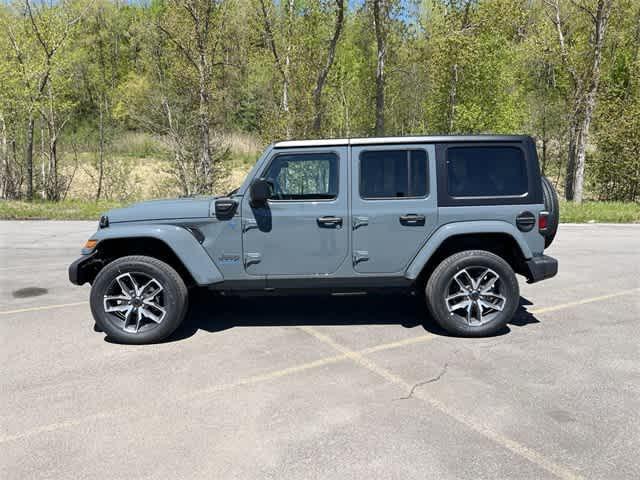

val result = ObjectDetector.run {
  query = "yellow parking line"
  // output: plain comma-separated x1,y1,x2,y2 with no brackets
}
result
529,288,640,315
0,334,434,444
0,301,88,316
299,325,582,480
359,334,435,354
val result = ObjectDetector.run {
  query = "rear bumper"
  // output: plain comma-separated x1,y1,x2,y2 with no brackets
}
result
524,254,558,284
68,251,99,286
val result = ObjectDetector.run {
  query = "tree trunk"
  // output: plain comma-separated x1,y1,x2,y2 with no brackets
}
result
565,118,578,199
312,0,345,134
258,0,292,137
198,65,212,191
0,113,9,198
447,63,458,133
559,0,612,203
48,133,58,201
373,0,386,136
541,106,547,174
282,55,290,137
25,116,35,200
96,99,105,201
40,121,46,199
283,0,294,138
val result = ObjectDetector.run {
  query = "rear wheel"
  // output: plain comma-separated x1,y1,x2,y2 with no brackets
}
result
425,250,520,337
90,255,188,344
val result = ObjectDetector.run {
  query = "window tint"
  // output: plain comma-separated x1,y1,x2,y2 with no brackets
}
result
447,146,527,197
360,149,428,199
264,153,338,200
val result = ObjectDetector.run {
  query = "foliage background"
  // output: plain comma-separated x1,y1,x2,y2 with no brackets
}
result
0,0,638,205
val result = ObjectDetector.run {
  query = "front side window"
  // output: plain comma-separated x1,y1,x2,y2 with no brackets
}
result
447,146,527,197
263,153,338,200
360,149,428,199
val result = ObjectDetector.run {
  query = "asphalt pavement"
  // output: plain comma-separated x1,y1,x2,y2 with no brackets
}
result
1,221,639,479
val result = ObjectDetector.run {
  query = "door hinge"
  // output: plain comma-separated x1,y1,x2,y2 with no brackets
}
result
353,250,369,265
244,252,262,267
243,218,258,232
352,216,369,230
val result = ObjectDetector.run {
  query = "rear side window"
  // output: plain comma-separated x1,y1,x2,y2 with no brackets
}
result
264,153,338,200
447,146,528,197
360,149,428,199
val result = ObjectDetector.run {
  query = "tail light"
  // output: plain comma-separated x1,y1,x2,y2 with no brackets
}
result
539,211,549,232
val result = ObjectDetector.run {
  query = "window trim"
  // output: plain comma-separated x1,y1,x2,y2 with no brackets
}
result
436,141,543,207
358,147,429,201
260,150,340,203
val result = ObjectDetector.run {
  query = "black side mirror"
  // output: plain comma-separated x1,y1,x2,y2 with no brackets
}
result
214,198,238,220
250,178,273,206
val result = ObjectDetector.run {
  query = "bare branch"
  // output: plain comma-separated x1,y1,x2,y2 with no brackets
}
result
312,0,345,132
155,21,199,70
24,0,52,58
544,0,580,86
258,0,285,78
569,0,597,23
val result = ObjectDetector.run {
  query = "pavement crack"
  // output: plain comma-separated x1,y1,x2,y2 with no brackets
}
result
397,363,448,400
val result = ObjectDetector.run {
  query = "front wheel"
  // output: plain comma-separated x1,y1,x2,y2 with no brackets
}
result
425,250,520,337
90,255,188,344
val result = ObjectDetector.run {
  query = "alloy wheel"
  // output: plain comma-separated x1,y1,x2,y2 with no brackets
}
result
445,267,506,326
103,272,167,333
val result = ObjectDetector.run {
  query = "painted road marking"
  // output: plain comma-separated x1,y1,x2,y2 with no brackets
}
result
299,325,582,480
528,288,640,315
0,262,67,272
0,286,634,459
0,335,433,444
0,301,88,316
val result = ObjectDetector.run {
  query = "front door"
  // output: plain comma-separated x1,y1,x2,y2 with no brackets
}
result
242,147,349,277
351,144,437,273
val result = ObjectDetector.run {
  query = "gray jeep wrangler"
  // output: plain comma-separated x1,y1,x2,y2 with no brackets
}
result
69,135,559,344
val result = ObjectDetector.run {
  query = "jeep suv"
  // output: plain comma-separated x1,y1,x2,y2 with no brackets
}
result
69,135,559,344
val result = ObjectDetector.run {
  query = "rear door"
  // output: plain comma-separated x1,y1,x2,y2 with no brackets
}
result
351,144,437,273
241,147,349,277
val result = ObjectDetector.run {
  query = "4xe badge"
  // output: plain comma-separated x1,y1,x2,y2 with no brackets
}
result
218,254,240,264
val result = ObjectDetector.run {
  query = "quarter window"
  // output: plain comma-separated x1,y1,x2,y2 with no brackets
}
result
447,146,527,197
263,153,338,200
360,149,428,199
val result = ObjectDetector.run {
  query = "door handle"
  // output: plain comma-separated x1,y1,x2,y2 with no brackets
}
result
317,216,343,227
399,214,426,225
244,252,262,267
352,216,369,229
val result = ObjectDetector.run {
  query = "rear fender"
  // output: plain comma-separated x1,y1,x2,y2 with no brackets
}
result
405,221,533,280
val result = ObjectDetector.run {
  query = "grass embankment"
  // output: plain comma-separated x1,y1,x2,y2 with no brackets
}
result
558,201,640,223
0,200,125,220
1,199,639,222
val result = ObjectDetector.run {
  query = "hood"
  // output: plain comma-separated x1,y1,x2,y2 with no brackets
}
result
105,197,216,223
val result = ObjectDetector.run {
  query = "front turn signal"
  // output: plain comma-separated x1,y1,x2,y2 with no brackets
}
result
84,239,98,250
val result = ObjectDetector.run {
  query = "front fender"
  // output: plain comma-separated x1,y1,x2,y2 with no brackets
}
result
405,221,533,280
87,224,223,285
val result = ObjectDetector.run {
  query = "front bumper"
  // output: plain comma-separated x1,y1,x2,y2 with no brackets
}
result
68,251,99,285
524,254,558,284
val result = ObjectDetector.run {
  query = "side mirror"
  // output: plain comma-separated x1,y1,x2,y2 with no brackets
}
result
214,198,238,220
250,178,273,206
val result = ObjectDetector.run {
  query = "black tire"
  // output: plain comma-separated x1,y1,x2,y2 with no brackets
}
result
541,176,559,248
425,250,520,337
90,255,188,344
